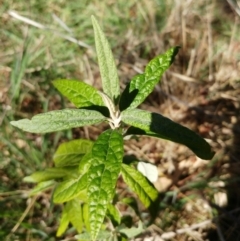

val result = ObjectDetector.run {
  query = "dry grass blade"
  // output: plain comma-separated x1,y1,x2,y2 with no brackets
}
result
11,195,38,233
8,10,91,49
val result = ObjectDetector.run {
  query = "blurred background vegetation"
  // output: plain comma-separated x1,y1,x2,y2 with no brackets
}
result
0,0,240,240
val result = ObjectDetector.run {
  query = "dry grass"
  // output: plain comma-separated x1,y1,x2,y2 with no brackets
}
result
1,0,240,240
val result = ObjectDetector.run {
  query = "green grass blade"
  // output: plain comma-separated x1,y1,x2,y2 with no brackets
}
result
122,109,215,160
87,129,123,240
121,164,158,207
10,109,106,133
91,16,120,103
10,38,31,103
53,79,104,108
53,139,93,167
120,47,180,110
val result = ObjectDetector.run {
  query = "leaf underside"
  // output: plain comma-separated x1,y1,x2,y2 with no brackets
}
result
10,109,106,133
122,108,214,160
120,46,180,110
87,129,123,240
92,16,120,103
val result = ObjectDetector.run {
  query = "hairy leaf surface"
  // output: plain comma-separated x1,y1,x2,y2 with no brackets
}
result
92,16,120,102
54,139,93,167
87,129,123,240
120,47,180,110
121,164,158,207
10,109,106,133
122,109,214,160
53,79,104,107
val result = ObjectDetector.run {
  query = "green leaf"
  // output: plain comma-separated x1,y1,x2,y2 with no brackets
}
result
10,109,106,133
79,151,94,174
91,16,120,102
75,230,112,241
56,200,84,236
87,129,123,240
118,220,143,238
53,79,104,108
121,197,140,216
122,109,215,160
28,180,55,196
121,163,158,207
120,47,180,110
82,203,91,232
57,204,70,237
53,173,88,203
67,199,83,233
54,139,93,167
107,204,121,226
23,167,77,183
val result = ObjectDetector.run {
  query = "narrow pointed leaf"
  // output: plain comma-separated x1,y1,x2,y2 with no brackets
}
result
122,109,214,160
82,204,91,232
10,109,106,133
53,79,104,108
121,164,158,207
56,201,84,237
107,204,121,225
92,16,120,102
53,173,88,203
53,139,93,167
57,204,70,237
87,129,123,240
23,167,78,183
67,199,83,233
28,180,55,196
120,47,180,110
